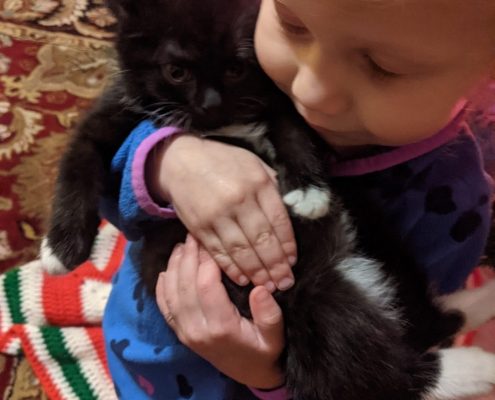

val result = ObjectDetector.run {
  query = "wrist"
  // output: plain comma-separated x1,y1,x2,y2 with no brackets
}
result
145,135,179,206
129,125,181,219
146,134,206,206
242,363,284,390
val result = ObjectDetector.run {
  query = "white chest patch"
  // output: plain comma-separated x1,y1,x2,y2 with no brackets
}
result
336,256,399,322
203,123,275,160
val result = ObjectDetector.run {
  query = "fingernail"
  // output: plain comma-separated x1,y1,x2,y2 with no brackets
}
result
278,277,294,291
264,281,276,292
257,288,270,302
288,256,297,266
238,275,249,286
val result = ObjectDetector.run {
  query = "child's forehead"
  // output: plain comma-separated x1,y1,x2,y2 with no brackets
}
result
287,0,493,22
285,0,495,53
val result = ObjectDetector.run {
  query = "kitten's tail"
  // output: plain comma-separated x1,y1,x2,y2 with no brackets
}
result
281,276,495,400
280,271,410,400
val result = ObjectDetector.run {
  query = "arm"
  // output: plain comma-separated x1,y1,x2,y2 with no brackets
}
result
100,120,181,240
155,235,292,399
404,132,493,294
338,131,494,294
46,84,143,270
106,122,298,289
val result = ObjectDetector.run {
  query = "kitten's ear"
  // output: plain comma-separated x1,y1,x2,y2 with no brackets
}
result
105,0,137,20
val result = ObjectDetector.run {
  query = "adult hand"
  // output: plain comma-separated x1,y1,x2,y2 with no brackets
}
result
148,134,297,291
155,234,285,389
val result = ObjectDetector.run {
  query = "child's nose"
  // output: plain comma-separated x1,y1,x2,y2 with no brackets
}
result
291,65,351,116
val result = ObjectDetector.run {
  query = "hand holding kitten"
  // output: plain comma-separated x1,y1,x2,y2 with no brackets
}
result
155,235,285,389
147,134,297,291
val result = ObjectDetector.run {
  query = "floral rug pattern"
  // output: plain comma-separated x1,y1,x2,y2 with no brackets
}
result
0,0,117,39
0,1,115,397
0,7,116,273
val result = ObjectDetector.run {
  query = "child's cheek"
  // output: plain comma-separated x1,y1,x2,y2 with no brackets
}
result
254,5,297,94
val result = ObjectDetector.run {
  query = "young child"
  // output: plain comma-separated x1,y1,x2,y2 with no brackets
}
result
102,0,495,398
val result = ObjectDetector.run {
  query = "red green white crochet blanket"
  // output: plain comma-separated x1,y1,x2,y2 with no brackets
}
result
0,222,493,400
0,223,125,400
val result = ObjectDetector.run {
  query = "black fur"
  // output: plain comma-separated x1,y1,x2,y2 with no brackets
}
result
47,0,471,399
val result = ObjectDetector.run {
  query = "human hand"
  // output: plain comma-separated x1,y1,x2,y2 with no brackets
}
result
148,134,296,291
155,235,285,389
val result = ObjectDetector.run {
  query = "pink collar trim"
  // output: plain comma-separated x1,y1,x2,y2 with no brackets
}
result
330,112,464,177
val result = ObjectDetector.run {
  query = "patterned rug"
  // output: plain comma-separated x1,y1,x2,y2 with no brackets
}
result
0,0,116,274
0,1,116,397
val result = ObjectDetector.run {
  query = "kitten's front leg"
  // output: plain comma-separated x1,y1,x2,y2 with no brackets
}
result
269,109,332,220
43,137,104,273
43,90,141,273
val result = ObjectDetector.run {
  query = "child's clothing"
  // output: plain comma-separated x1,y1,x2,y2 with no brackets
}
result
102,105,494,399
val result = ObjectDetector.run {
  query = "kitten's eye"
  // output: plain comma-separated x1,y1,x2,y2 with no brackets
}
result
225,62,247,82
162,64,193,84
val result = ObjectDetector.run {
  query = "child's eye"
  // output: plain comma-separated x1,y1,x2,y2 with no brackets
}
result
274,1,309,37
278,18,309,36
365,55,400,81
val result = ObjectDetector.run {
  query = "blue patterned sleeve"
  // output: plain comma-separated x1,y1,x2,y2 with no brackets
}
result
99,120,182,240
372,132,493,293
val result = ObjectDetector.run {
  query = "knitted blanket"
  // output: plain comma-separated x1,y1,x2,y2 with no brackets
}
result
0,222,493,400
0,223,125,400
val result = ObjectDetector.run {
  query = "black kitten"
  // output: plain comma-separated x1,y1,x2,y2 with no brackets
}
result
43,0,495,399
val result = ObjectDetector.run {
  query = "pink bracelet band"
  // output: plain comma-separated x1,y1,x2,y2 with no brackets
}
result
248,386,290,400
131,127,182,218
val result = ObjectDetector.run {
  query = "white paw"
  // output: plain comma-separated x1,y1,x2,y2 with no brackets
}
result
425,347,495,400
40,238,69,275
283,187,331,219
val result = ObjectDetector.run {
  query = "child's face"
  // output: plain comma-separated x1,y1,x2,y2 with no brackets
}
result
255,0,495,148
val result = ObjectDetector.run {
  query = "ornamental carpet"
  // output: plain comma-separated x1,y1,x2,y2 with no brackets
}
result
0,1,115,397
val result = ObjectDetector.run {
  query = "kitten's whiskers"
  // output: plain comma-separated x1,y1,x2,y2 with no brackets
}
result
239,96,266,108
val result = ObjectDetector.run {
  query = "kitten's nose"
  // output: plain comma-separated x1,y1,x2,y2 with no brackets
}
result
199,88,222,113
193,88,226,129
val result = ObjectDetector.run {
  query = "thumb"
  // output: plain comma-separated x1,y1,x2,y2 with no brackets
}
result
249,286,284,347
